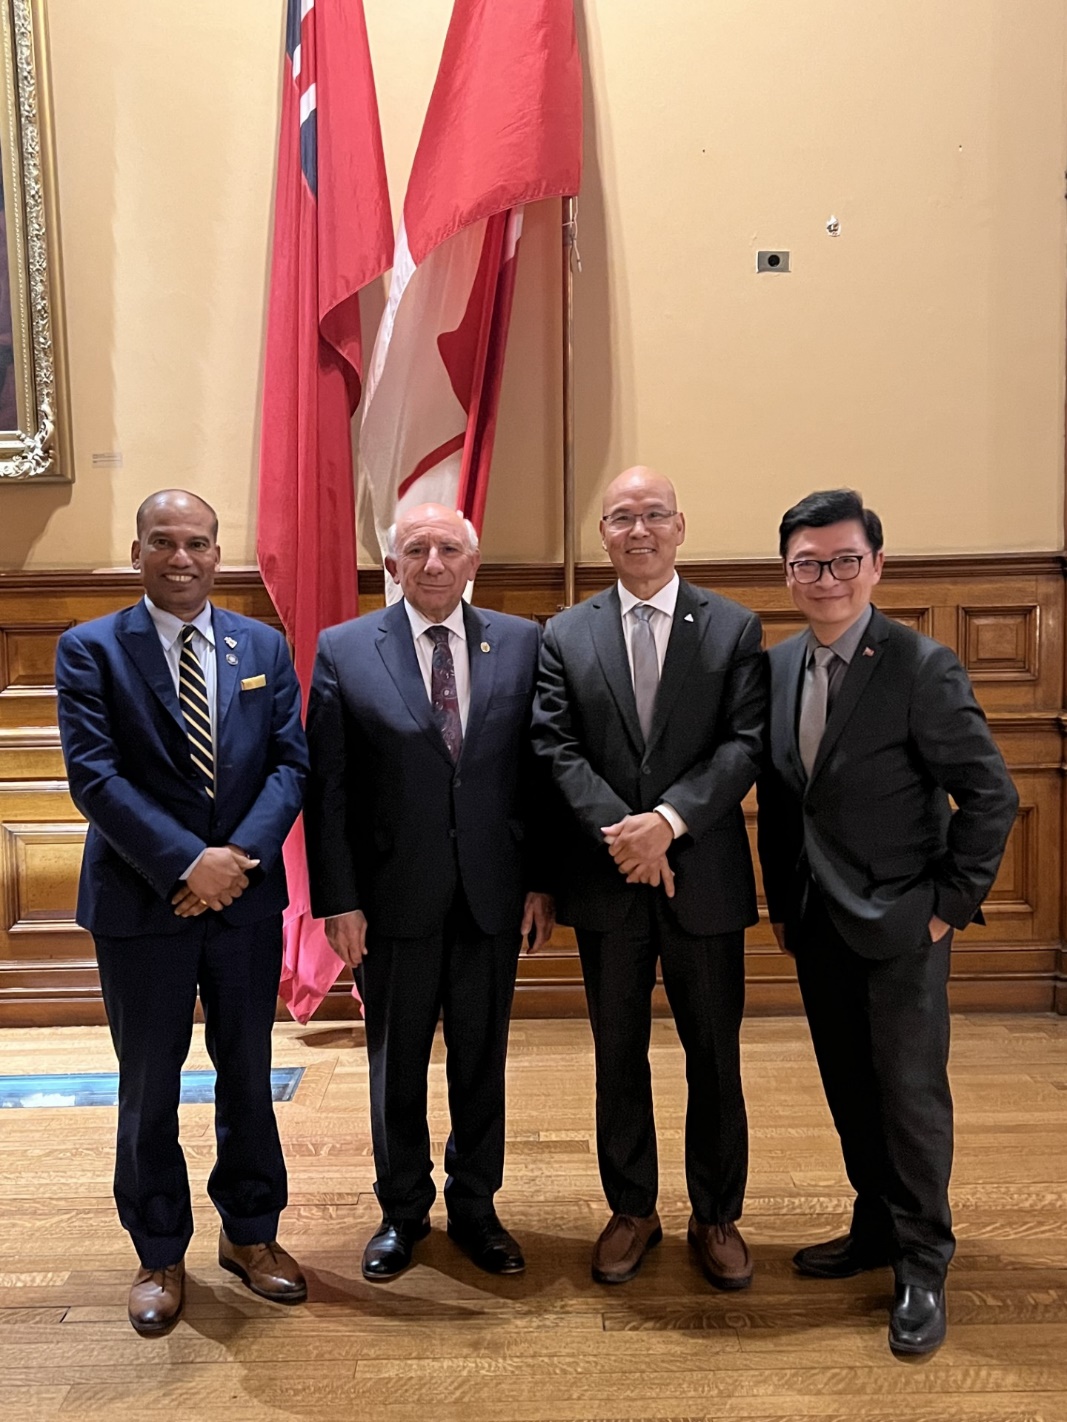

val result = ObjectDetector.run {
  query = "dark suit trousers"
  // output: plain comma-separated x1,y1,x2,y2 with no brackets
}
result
356,890,522,1223
793,888,955,1289
95,916,288,1270
576,891,748,1224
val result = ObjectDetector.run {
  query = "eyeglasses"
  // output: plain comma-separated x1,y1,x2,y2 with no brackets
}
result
602,509,678,532
788,553,868,584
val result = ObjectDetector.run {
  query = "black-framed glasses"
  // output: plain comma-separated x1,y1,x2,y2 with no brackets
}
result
602,508,678,531
788,553,868,584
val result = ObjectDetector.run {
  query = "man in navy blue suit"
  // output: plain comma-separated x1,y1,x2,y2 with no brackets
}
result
55,490,309,1336
304,503,554,1281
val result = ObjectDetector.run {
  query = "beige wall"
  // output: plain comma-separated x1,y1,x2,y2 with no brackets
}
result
3,0,1065,570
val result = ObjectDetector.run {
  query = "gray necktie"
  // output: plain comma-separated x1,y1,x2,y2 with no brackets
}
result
798,645,835,778
631,603,659,740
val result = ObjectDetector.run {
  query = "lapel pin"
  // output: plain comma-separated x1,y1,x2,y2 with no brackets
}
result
684,613,694,623
480,641,491,653
224,635,237,649
225,652,239,665
863,646,875,657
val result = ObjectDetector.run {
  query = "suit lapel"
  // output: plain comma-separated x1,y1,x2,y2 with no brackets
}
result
590,586,644,756
375,601,455,767
212,607,239,734
461,603,497,761
809,607,890,784
774,633,808,791
644,580,703,758
115,599,185,736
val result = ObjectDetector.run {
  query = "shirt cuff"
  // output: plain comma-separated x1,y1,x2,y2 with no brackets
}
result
654,803,688,839
180,849,207,882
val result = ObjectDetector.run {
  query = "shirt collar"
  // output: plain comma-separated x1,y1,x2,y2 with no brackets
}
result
806,603,873,664
144,595,215,649
404,598,468,643
617,571,680,620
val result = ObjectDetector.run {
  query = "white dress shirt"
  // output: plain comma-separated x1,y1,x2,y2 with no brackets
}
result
144,595,218,878
404,598,471,732
615,573,688,839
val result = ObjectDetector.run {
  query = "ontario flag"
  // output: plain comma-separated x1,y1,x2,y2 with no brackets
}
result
359,0,583,591
257,0,392,1022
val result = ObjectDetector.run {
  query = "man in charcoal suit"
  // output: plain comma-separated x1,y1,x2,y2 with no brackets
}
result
532,466,766,1290
757,488,1018,1356
304,503,554,1280
55,490,308,1336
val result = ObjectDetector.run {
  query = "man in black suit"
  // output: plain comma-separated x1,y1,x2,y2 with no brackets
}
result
757,488,1018,1357
304,503,553,1280
532,467,765,1289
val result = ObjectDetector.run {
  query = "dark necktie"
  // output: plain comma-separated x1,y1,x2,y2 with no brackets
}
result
631,603,659,741
798,644,835,778
179,625,214,798
427,625,463,762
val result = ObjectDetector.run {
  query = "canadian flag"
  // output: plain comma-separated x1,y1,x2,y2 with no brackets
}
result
359,0,583,590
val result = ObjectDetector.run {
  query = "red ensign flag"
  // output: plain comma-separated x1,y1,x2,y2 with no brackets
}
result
257,0,392,1022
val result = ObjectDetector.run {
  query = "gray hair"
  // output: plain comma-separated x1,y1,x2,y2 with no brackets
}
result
385,514,480,557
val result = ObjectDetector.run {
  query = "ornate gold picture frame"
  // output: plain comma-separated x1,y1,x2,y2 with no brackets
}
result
0,0,70,482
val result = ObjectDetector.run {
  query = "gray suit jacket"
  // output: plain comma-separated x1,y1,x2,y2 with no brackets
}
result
757,606,1019,959
532,579,765,936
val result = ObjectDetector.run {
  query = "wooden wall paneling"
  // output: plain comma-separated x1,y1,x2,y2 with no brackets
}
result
0,554,1064,1024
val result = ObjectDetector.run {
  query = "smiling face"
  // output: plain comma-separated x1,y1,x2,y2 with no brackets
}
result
600,467,686,598
386,504,481,623
784,518,884,642
132,492,220,621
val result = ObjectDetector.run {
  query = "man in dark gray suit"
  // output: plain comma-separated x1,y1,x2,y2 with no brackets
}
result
533,467,765,1290
757,488,1018,1358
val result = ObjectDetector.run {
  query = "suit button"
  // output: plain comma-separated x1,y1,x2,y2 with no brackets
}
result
448,829,457,839
642,766,651,776
454,778,462,788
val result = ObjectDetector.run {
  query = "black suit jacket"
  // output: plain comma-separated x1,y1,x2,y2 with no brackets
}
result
757,606,1019,959
304,600,549,939
531,579,765,936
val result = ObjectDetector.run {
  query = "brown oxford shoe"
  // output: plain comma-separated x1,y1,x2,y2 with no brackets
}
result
687,1216,753,1291
591,1211,663,1284
218,1230,307,1304
128,1259,185,1336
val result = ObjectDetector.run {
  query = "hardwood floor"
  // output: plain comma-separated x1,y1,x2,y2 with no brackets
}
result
0,1014,1064,1420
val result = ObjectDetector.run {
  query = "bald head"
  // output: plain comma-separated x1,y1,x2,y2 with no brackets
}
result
601,466,677,517
136,489,218,540
386,502,482,622
599,465,685,599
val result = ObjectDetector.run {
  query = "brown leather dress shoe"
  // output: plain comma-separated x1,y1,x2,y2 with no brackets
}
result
128,1260,185,1336
218,1230,307,1304
591,1211,663,1284
687,1216,753,1291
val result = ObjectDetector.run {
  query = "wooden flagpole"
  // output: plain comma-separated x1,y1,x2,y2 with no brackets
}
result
561,195,578,608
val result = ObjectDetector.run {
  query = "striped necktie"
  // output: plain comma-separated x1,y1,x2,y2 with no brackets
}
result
179,625,214,798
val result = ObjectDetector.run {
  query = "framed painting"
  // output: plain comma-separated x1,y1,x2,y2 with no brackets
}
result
0,0,70,483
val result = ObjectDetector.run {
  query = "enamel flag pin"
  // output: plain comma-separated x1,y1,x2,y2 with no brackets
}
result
863,647,875,657
480,642,491,653
684,613,694,622
224,636,237,649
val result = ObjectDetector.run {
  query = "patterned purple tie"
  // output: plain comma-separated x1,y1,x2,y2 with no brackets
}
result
427,625,463,762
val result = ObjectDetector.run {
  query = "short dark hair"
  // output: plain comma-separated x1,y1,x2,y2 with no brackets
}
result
778,488,883,559
136,489,219,540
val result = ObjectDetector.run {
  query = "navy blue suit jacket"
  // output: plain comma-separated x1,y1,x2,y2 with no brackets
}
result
304,600,548,939
55,599,308,938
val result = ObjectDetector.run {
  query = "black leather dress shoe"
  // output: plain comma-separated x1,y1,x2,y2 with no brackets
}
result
361,1216,431,1281
889,1285,946,1357
447,1212,525,1275
793,1234,891,1279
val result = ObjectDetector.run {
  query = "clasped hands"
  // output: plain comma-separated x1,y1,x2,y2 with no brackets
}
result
171,845,260,917
601,811,675,898
325,891,556,971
